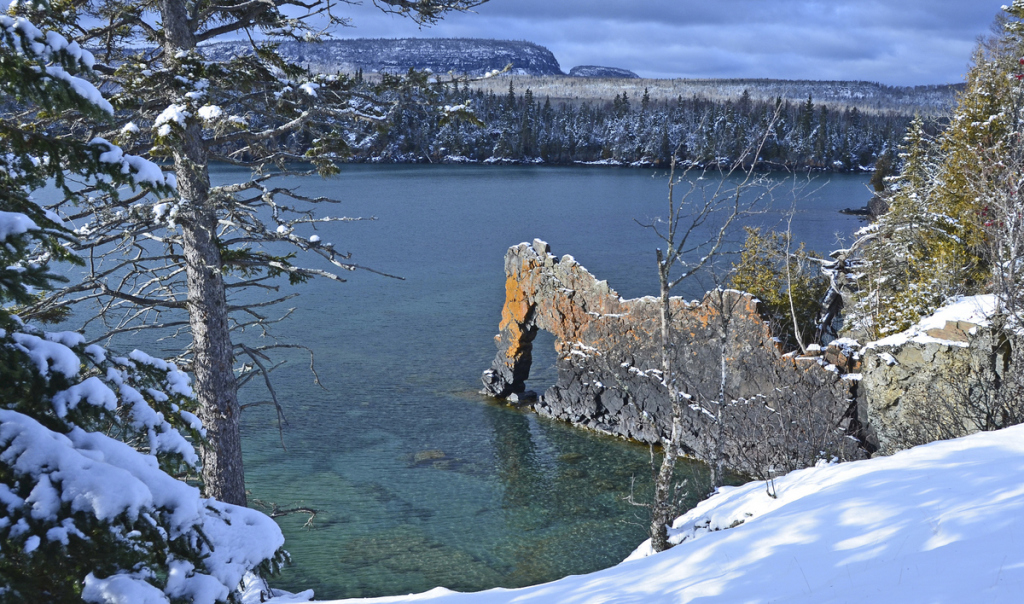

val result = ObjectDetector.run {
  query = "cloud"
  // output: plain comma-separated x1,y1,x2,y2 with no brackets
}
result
328,0,1007,85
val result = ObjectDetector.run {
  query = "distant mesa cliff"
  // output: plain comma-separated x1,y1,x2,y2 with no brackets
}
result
199,38,564,76
569,65,639,79
196,37,960,113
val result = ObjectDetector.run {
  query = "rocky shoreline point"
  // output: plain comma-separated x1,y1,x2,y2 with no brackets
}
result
482,240,1003,472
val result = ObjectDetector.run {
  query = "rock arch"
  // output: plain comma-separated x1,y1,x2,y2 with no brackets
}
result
481,239,866,473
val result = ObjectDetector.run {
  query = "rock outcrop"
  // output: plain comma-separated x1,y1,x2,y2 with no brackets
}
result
867,194,890,218
482,242,1012,471
859,313,1008,454
481,240,865,476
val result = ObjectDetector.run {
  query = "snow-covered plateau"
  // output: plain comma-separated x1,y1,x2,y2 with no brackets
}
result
252,419,1024,603
199,38,564,77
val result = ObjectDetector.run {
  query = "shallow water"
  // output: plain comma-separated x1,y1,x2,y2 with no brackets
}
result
46,164,868,599
220,165,869,599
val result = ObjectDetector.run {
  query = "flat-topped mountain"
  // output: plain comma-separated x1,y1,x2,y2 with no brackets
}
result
192,37,959,114
199,38,564,76
569,65,640,79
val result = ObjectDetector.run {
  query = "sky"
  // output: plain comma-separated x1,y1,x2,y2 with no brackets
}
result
330,0,1010,86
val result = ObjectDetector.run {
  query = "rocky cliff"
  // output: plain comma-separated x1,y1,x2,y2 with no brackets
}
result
481,240,865,476
481,241,1008,474
199,38,564,76
857,298,1008,454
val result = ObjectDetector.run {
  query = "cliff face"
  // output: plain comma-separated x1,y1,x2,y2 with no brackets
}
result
568,65,640,79
482,242,1012,474
482,240,865,475
200,38,564,76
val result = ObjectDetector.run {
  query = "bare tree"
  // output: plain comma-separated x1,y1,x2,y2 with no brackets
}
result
637,107,780,552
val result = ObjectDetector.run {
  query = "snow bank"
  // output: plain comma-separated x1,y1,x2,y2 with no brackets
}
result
914,294,999,331
321,423,1024,603
868,294,999,349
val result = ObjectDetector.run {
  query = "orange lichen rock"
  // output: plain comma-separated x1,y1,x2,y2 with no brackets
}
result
481,240,868,473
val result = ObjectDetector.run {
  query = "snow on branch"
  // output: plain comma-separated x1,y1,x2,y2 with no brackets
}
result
0,15,111,114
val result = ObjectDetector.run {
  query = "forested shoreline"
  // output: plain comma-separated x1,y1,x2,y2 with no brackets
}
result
0,69,937,173
347,79,928,171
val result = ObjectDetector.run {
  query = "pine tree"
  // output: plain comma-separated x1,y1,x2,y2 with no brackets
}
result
0,11,284,603
15,0,487,505
799,94,815,138
814,105,829,164
506,77,516,111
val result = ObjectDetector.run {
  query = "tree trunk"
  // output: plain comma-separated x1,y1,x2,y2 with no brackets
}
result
709,289,731,491
162,0,246,506
180,196,247,506
650,446,676,552
650,256,679,552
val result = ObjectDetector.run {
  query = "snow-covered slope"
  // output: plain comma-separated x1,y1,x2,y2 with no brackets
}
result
301,424,1024,603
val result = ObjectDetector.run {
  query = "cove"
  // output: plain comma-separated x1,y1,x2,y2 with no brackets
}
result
218,164,870,599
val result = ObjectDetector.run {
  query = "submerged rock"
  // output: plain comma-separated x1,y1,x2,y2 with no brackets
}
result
413,450,447,464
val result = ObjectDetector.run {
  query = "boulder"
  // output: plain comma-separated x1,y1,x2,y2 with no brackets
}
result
859,319,1008,454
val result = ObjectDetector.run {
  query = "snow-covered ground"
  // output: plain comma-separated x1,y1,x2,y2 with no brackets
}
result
272,422,1024,603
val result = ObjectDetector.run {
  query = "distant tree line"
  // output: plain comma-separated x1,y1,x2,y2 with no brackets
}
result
353,79,919,170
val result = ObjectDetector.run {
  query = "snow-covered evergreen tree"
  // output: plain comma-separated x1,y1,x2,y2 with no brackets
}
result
12,0,486,506
850,117,959,337
846,4,1024,337
0,12,285,603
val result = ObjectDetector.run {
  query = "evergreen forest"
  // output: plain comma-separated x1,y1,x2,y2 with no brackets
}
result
358,79,922,171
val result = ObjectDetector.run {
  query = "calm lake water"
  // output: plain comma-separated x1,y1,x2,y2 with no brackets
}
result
47,164,864,599
216,164,870,599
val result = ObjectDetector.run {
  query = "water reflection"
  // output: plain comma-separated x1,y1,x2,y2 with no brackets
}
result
489,405,545,510
483,403,661,587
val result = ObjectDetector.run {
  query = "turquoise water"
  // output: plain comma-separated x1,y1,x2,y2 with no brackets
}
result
221,165,870,599
39,164,865,598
